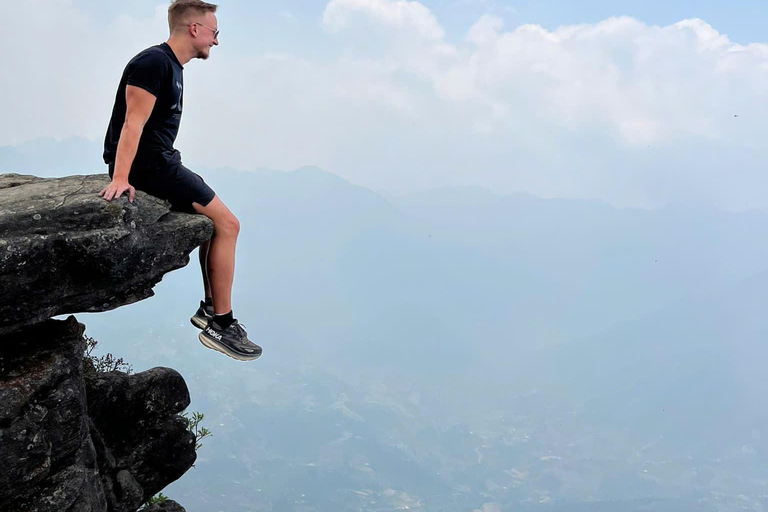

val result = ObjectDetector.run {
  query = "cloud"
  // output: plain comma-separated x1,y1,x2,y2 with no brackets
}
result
466,14,505,45
323,0,445,41
321,5,768,150
313,2,768,208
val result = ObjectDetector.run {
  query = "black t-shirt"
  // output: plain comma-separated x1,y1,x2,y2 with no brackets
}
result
103,43,184,171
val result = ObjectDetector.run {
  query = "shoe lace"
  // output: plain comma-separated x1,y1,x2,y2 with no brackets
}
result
230,320,248,340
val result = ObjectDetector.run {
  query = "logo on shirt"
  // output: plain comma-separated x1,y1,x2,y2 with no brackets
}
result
171,81,183,114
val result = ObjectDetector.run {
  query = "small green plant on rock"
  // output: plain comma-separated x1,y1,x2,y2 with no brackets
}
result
83,335,133,374
138,492,168,510
181,411,212,450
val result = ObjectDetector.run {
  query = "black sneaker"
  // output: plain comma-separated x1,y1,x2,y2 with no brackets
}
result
199,319,262,361
190,301,214,330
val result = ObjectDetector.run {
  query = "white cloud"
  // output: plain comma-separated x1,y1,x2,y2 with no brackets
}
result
323,0,445,41
318,2,768,155
466,14,504,46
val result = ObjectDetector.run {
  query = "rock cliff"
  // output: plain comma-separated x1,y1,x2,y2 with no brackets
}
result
0,173,211,336
0,174,214,512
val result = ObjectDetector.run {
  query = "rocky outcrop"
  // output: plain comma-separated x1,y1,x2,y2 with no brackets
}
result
85,358,196,509
0,317,195,511
0,173,213,336
0,174,214,511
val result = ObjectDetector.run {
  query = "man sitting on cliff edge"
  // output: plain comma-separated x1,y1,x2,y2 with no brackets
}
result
99,0,261,361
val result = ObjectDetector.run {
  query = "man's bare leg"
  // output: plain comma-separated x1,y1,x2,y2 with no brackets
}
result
192,196,261,360
192,196,239,315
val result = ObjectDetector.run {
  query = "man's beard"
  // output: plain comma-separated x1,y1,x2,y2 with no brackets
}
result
196,48,210,60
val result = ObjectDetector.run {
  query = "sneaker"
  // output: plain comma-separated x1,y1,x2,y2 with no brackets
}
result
199,319,262,361
190,301,214,329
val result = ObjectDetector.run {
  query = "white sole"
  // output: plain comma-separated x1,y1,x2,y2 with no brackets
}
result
190,315,209,329
198,332,262,362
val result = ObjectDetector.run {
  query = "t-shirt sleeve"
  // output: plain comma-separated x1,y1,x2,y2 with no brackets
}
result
125,51,168,98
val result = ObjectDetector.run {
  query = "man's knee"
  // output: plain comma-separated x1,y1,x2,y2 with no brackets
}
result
229,214,241,236
193,197,240,238
215,212,240,237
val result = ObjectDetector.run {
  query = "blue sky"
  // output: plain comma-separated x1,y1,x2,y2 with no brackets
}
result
5,0,768,209
498,0,764,43
419,0,767,45
70,0,768,48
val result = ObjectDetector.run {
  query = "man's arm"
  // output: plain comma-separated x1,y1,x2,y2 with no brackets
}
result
99,85,157,202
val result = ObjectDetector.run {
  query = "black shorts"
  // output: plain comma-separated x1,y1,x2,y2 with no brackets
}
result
108,161,215,214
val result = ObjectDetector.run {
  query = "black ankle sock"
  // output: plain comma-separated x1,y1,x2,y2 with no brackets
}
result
213,310,234,329
204,297,213,308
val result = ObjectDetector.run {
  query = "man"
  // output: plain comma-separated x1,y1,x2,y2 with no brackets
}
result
100,0,261,361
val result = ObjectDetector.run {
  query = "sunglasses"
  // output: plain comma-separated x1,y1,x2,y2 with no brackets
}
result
189,21,219,40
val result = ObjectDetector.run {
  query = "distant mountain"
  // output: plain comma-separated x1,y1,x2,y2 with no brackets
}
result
544,268,768,457
0,137,104,176
6,137,768,511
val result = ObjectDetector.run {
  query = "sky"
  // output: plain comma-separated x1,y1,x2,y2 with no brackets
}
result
3,0,768,209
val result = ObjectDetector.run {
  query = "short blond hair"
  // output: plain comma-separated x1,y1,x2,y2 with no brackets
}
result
168,0,217,32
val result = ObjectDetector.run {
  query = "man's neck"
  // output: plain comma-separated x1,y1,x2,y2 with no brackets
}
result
166,37,193,66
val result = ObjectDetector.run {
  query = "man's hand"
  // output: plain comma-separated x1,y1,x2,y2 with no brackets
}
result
99,179,136,203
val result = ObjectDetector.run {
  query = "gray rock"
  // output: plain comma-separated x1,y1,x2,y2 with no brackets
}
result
0,317,107,512
0,174,212,511
0,317,197,512
115,470,144,511
0,173,213,336
85,363,196,507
